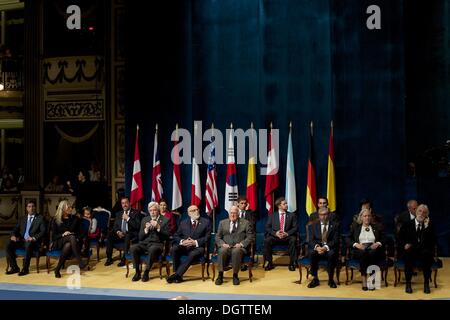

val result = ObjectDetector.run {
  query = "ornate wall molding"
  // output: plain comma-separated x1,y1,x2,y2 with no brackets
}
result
45,99,104,121
43,56,104,87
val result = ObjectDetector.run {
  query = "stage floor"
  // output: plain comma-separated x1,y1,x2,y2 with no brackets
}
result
0,250,448,300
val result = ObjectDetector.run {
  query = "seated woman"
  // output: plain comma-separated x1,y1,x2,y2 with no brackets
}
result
349,208,384,291
50,200,87,278
159,199,177,236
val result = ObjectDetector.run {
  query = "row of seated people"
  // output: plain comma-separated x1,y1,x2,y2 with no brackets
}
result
4,196,437,294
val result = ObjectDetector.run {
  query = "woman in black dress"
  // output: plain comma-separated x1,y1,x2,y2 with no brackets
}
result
51,200,87,278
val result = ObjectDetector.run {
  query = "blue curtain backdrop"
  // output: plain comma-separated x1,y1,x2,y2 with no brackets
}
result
124,0,449,254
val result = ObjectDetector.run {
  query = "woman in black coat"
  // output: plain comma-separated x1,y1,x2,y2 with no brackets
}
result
51,200,87,278
349,208,385,291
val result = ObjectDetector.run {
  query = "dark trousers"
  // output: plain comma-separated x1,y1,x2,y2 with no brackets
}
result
106,232,137,260
217,247,246,274
171,244,204,276
404,247,433,283
310,249,338,280
263,235,297,265
352,247,383,276
130,242,164,272
6,239,39,270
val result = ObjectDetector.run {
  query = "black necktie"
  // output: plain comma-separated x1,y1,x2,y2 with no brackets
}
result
417,223,423,242
232,222,237,233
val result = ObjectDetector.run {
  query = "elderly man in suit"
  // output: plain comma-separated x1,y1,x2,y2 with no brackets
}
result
166,205,211,283
105,196,143,267
398,204,436,294
5,200,47,276
264,197,298,271
307,207,340,288
129,201,170,282
215,205,254,285
395,199,418,234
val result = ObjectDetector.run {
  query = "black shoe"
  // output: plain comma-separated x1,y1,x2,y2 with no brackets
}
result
18,269,29,276
233,276,240,285
5,267,20,275
215,276,223,285
141,270,150,282
362,286,368,291
328,280,337,288
288,264,296,271
174,275,183,283
405,283,413,294
54,270,62,278
104,259,113,266
167,274,177,283
424,283,431,294
241,265,248,272
132,272,141,282
79,261,88,270
264,263,274,271
308,278,320,288
117,260,126,267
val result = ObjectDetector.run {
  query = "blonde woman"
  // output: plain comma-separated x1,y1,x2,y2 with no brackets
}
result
349,208,384,291
50,200,86,278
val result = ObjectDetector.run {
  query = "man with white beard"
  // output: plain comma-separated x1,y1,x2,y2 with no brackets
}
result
166,205,211,283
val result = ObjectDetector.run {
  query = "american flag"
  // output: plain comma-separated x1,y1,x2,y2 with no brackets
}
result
205,140,218,215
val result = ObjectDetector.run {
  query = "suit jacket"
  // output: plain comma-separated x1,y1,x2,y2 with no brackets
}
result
11,214,47,243
173,217,211,249
308,220,340,252
265,211,297,238
395,210,414,231
50,215,81,250
138,215,170,245
349,223,384,247
239,210,256,227
216,218,254,249
113,208,142,235
398,219,436,252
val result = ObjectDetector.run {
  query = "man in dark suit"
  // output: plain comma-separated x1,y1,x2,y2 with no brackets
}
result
308,197,338,223
105,196,142,266
307,207,340,288
237,196,256,228
394,199,418,234
215,205,254,285
264,197,298,271
5,200,47,276
130,201,170,282
166,205,211,283
398,204,436,294
237,195,256,271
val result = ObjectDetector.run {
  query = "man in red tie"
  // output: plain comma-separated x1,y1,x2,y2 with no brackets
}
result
263,197,298,271
166,205,211,283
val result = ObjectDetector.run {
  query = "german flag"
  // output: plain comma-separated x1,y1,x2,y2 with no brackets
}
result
305,122,317,215
327,122,336,212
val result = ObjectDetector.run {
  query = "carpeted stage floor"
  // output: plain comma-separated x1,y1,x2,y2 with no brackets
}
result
0,248,448,300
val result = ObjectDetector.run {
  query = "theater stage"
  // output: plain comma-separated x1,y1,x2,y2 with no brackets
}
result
0,252,448,300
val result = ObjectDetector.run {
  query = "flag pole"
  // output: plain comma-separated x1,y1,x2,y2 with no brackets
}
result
310,121,314,136
172,123,180,217
270,122,274,213
211,123,216,233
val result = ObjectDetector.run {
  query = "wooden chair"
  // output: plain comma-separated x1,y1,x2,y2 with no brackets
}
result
210,240,255,282
124,240,170,279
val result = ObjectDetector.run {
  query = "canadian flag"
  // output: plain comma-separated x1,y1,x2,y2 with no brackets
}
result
130,125,144,210
191,157,201,206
